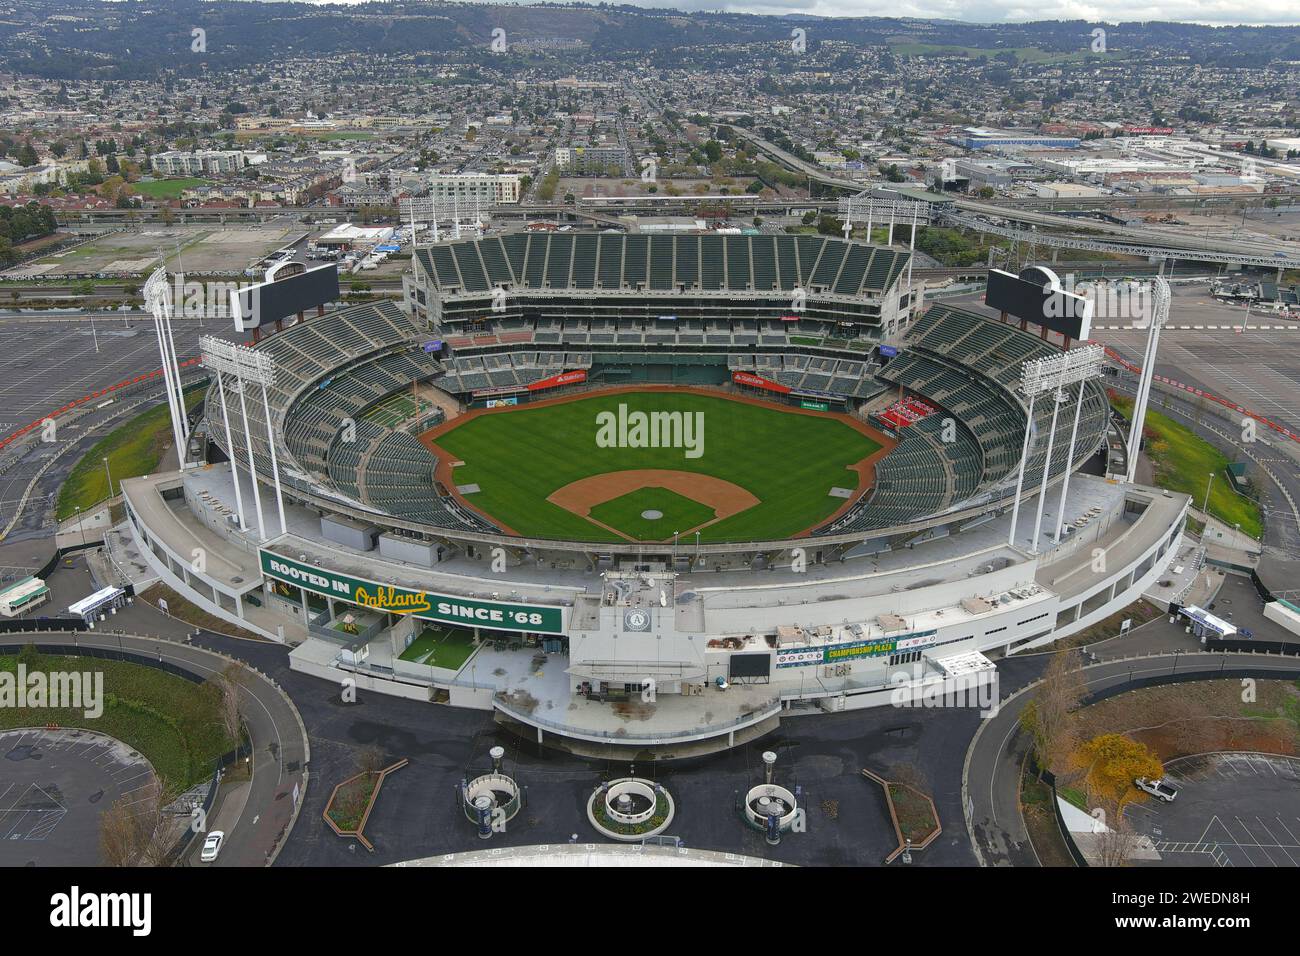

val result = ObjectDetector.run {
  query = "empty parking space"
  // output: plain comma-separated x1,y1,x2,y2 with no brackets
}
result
1131,753,1300,868
0,727,158,866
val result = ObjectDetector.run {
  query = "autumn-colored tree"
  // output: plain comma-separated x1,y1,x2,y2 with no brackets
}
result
1070,733,1163,817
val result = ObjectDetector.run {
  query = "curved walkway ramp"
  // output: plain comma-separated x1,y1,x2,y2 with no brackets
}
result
0,631,310,867
963,651,1300,867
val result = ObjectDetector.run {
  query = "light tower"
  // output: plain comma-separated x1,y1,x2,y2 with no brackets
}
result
143,266,190,469
1125,277,1170,484
200,335,287,541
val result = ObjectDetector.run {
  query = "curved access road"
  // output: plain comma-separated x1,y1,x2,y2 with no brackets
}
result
963,651,1300,867
0,631,309,867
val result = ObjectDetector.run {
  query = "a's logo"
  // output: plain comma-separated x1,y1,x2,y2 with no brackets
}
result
353,585,431,615
624,609,652,632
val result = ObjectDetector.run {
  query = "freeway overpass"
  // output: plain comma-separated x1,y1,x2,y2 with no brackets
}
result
943,208,1300,271
951,196,1299,262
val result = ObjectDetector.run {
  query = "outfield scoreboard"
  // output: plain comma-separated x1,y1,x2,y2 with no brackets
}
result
232,263,341,332
985,266,1092,341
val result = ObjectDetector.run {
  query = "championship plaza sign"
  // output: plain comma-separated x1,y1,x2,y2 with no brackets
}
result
259,550,567,635
774,630,938,669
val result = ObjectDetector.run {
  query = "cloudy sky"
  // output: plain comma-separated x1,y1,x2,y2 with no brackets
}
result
292,0,1300,27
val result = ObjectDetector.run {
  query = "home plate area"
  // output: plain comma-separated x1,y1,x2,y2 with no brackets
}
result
548,471,759,542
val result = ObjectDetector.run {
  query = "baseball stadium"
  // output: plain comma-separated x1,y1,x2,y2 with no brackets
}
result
118,233,1189,754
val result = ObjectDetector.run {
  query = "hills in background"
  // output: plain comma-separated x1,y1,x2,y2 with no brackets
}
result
2,0,1300,80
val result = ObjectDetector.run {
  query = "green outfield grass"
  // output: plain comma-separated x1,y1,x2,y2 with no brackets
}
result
397,624,478,671
589,486,716,540
433,391,880,542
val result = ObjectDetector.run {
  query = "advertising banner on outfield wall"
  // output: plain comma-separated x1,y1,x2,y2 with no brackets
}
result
527,369,588,392
258,550,567,635
731,371,791,394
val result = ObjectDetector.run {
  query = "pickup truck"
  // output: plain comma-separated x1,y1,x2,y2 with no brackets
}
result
1134,777,1178,803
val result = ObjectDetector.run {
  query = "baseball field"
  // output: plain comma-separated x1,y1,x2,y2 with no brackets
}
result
422,388,890,543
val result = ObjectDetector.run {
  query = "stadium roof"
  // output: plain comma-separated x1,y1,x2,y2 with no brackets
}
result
413,233,909,298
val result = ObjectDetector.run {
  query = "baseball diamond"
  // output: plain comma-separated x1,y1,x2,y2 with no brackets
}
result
420,387,888,542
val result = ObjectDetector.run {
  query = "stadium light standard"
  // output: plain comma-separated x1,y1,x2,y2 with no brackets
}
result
144,266,189,470
1203,472,1214,515
1125,277,1170,484
1008,351,1068,550
1030,386,1066,555
201,336,287,540
1050,344,1105,545
202,341,248,533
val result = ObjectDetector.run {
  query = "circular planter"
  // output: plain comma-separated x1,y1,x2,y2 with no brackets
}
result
586,778,675,842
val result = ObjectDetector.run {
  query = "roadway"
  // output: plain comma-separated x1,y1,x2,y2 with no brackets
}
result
965,648,1300,867
0,629,309,867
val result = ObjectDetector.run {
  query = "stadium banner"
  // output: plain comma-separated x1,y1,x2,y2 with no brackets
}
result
774,630,937,669
878,344,899,358
526,369,587,392
485,397,519,408
258,550,567,635
731,371,791,394
799,400,831,411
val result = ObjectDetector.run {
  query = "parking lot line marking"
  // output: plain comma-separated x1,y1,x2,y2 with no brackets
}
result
1254,817,1298,866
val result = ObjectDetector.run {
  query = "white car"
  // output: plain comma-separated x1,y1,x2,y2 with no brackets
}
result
200,830,225,862
1134,778,1178,803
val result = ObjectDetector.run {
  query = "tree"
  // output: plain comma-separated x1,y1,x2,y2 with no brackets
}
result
210,663,246,749
99,780,170,867
1070,733,1163,818
1019,645,1085,776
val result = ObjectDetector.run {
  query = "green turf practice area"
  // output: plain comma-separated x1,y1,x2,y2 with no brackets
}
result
132,177,210,199
431,390,881,543
589,486,716,540
397,624,478,671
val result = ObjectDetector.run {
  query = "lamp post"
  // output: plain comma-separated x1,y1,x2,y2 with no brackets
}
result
103,457,113,498
1203,472,1214,515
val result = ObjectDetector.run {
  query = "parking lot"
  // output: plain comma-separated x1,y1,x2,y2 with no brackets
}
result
0,727,159,866
1130,753,1300,867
